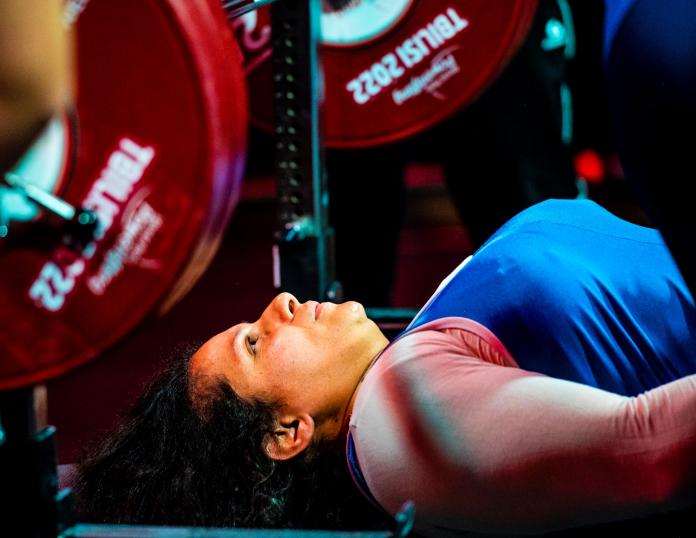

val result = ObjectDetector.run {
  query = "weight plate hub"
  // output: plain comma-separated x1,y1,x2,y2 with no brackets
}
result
0,0,248,389
233,0,538,148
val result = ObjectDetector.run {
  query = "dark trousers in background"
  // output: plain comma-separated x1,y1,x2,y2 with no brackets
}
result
327,146,406,307
440,0,578,247
328,0,578,305
606,0,696,298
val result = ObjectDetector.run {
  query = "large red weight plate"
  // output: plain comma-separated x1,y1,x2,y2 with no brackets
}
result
0,0,248,389
231,0,538,148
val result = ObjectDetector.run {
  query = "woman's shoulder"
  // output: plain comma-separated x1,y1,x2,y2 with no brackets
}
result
351,319,518,433
346,321,520,523
392,318,517,368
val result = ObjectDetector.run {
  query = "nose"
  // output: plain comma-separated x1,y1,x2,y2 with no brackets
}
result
259,292,297,329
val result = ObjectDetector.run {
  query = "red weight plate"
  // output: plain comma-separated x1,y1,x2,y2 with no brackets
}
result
0,0,248,389
232,0,538,148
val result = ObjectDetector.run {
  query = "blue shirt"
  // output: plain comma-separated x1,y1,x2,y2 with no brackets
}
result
407,199,696,396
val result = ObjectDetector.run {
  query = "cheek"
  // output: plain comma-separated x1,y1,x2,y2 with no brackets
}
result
263,331,310,375
264,329,328,375
259,334,317,400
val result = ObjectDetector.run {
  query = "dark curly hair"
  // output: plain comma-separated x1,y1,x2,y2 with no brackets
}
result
75,344,389,530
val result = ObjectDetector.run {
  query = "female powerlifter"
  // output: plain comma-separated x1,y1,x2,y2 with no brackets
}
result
76,199,696,535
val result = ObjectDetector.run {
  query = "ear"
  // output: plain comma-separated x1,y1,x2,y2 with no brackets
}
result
264,413,315,461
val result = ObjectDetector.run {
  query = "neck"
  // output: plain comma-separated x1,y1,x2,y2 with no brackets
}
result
337,333,389,442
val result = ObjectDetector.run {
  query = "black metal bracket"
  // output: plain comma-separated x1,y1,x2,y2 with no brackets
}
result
270,0,341,302
0,388,75,537
267,0,417,333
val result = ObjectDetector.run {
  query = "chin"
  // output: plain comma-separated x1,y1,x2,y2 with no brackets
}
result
345,300,366,318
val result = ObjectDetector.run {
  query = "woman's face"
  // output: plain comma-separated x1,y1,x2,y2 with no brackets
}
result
189,293,387,424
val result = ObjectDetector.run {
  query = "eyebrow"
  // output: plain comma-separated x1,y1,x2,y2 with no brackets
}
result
227,325,243,360
232,323,251,358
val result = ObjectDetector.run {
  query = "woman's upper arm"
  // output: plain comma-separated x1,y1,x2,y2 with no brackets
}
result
353,337,696,534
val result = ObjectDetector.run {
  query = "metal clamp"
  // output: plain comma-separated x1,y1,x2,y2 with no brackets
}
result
1,172,98,250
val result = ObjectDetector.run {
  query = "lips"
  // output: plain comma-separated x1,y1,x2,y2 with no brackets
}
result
315,303,323,320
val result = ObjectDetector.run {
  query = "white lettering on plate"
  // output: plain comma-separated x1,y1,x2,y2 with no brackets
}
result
28,138,155,311
345,8,468,105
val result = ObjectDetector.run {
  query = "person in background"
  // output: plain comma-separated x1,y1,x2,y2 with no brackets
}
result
0,0,71,173
604,0,696,298
329,0,580,307
439,0,579,247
